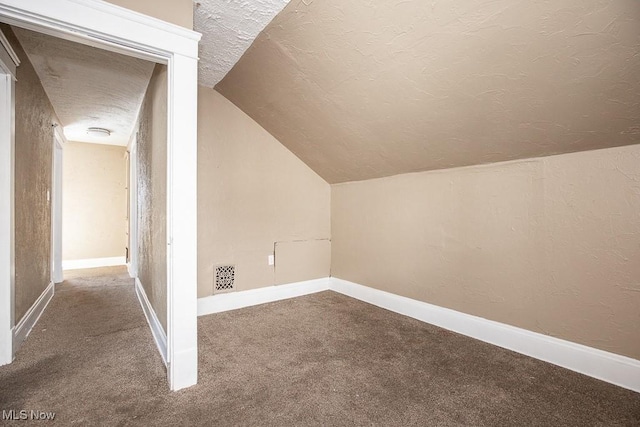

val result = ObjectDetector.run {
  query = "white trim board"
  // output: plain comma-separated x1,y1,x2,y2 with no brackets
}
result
13,281,54,354
0,33,16,366
135,277,167,366
51,131,63,284
62,256,126,270
197,277,331,316
0,0,198,62
196,275,640,393
0,27,19,77
329,278,640,394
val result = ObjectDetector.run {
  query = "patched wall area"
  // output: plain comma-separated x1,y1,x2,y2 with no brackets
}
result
332,144,640,360
137,64,168,331
197,88,330,297
3,26,60,323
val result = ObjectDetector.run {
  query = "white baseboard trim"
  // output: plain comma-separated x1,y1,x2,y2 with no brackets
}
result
13,281,54,353
126,263,136,278
329,278,640,394
134,277,167,366
197,277,331,316
63,256,126,270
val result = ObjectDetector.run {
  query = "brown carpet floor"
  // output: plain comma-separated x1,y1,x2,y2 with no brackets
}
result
0,267,638,426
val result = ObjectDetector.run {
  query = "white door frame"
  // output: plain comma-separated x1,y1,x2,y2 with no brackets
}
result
0,27,18,367
127,133,138,278
0,0,201,390
51,127,64,284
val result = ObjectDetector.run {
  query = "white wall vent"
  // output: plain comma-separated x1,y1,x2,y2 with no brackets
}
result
214,265,235,293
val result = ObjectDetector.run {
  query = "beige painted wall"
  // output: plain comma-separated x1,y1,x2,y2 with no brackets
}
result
137,64,168,331
274,239,331,286
197,88,331,297
332,144,640,360
105,0,193,29
62,142,127,261
3,26,60,323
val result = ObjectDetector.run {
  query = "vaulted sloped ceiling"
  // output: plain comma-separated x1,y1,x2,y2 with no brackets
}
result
216,0,640,184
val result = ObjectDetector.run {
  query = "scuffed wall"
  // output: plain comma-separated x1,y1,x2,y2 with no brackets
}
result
105,0,193,29
3,26,60,323
62,142,127,261
137,64,167,331
197,88,330,297
332,144,640,360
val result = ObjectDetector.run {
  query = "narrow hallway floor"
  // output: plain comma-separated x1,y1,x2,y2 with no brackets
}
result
0,266,168,425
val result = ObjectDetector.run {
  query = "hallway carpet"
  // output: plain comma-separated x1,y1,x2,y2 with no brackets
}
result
0,268,638,426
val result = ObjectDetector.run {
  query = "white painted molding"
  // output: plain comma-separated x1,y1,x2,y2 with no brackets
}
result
13,281,54,353
329,278,640,394
0,0,200,61
0,41,16,366
0,29,19,66
62,256,126,270
53,125,68,145
127,135,138,282
51,132,63,284
198,277,331,316
0,28,19,79
165,53,199,391
135,277,167,366
195,275,640,392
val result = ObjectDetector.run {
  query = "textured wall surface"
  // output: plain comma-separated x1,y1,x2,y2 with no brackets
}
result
137,65,167,331
332,144,640,360
197,88,330,297
218,0,640,183
62,142,127,261
106,0,193,29
195,0,290,87
3,26,59,323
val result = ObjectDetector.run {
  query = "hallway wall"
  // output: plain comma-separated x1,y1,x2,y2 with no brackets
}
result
332,144,640,360
136,64,168,331
62,142,127,262
2,26,61,323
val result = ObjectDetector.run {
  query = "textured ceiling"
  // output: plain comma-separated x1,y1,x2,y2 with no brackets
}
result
195,0,290,87
14,27,154,146
217,0,640,183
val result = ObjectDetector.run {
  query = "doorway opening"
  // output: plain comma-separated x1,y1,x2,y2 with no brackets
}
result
0,0,200,390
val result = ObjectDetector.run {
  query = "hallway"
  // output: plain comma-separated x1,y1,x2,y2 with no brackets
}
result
0,267,167,423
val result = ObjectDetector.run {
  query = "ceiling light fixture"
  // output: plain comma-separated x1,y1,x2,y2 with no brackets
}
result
86,127,111,137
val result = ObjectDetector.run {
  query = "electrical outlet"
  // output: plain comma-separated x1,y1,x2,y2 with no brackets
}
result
268,254,274,266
